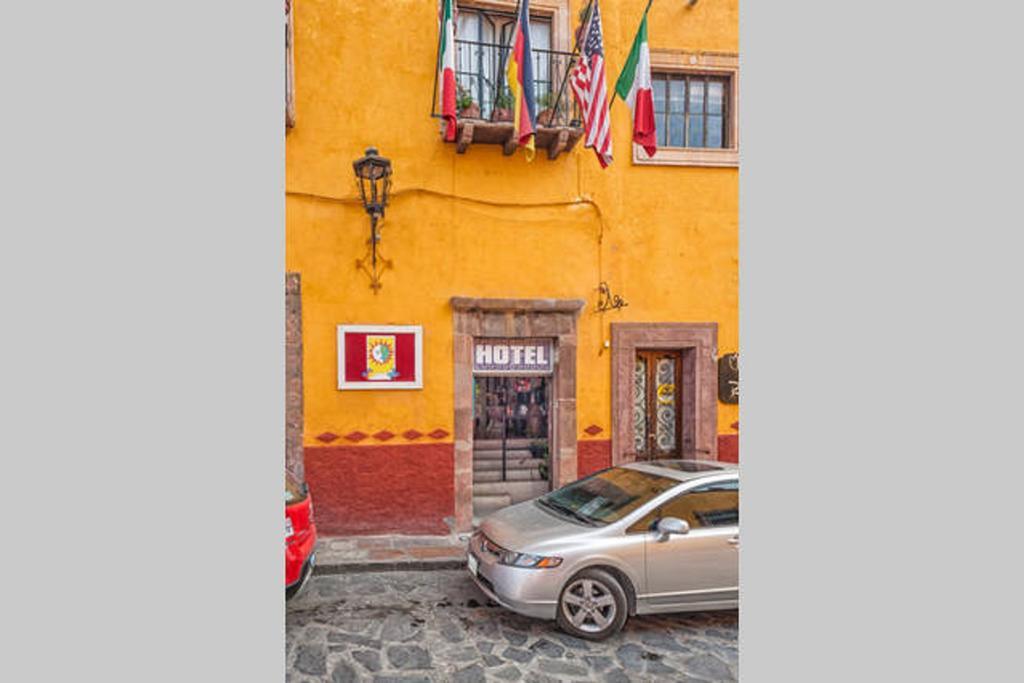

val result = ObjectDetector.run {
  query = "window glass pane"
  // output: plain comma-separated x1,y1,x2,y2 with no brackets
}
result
454,11,490,117
456,10,478,80
707,80,725,115
707,115,724,148
481,16,496,44
653,79,668,147
668,78,686,114
530,20,550,50
652,78,667,113
687,114,704,147
456,42,472,77
457,11,479,39
531,20,551,100
669,113,684,147
689,79,705,113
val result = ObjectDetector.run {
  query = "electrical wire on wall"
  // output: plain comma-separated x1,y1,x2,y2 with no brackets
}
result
286,178,611,356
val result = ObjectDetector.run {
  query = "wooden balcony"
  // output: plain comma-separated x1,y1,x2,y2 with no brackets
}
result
433,38,584,161
448,119,584,160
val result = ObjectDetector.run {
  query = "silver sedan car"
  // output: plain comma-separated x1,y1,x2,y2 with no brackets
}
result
467,460,738,640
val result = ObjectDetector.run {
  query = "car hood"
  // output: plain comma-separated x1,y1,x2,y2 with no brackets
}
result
479,499,599,554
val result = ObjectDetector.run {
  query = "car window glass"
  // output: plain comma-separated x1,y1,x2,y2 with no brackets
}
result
627,478,738,532
539,467,679,525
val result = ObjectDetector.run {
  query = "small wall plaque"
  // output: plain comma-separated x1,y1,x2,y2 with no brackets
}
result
337,325,423,390
718,353,738,404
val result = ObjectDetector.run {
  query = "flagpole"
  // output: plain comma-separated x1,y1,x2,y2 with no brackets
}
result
431,1,444,118
549,0,595,127
494,0,524,116
610,0,654,112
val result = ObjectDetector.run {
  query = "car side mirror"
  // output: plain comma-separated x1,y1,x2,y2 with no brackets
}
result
656,517,689,541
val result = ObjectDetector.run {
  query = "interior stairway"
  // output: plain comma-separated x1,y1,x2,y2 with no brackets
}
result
472,439,550,524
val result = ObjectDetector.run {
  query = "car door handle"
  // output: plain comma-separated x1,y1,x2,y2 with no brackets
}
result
727,536,739,546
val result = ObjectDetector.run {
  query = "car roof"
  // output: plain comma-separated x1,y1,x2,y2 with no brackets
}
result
621,459,738,483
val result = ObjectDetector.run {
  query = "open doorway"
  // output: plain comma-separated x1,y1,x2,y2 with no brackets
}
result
472,376,552,520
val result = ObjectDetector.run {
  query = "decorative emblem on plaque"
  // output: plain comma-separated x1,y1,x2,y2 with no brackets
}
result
365,335,398,380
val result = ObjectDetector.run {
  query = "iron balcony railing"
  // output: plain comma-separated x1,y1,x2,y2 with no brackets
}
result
434,39,581,128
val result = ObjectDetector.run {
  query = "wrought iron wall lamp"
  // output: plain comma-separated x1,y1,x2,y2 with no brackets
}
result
352,147,393,292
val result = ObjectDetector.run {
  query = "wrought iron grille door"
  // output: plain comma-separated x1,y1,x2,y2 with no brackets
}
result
633,350,693,460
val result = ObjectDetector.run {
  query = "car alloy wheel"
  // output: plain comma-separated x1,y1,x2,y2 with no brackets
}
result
556,568,628,640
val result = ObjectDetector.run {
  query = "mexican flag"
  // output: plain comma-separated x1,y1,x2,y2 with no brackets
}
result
613,11,656,157
438,0,457,141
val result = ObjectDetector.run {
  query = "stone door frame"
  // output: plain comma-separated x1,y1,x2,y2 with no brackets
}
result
610,322,718,465
451,297,584,532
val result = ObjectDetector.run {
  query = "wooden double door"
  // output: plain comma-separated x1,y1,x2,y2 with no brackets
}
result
633,349,697,460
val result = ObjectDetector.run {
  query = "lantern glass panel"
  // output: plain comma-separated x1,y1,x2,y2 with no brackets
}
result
353,148,392,214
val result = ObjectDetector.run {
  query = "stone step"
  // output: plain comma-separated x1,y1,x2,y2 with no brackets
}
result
473,480,550,504
473,458,542,472
473,493,512,519
473,438,537,450
472,448,534,461
473,468,547,483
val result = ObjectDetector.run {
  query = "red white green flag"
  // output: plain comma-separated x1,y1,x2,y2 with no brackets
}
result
613,9,656,157
438,0,457,141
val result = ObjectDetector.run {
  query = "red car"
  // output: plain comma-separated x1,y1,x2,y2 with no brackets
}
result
286,473,317,599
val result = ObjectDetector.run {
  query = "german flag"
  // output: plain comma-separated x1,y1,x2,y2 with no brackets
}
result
506,0,537,160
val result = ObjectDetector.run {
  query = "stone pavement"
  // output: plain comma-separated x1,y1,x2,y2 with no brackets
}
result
287,569,738,682
314,535,469,574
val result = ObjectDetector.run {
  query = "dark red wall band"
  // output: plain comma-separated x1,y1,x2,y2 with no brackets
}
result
305,442,455,536
305,436,738,536
578,439,613,478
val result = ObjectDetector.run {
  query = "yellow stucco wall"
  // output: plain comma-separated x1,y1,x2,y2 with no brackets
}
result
286,0,738,446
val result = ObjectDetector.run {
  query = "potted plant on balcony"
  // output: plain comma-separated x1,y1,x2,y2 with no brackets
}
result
491,89,514,123
536,91,557,127
456,85,480,120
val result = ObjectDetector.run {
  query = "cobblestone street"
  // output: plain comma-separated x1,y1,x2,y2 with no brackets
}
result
286,570,737,682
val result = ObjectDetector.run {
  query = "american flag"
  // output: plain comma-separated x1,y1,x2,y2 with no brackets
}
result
569,1,612,167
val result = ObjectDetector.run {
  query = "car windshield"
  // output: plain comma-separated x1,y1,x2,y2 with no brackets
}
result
537,467,679,526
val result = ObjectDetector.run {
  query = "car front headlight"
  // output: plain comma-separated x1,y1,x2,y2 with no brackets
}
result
498,550,562,569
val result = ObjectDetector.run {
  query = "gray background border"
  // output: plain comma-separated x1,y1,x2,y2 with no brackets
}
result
743,0,1023,680
3,1,283,680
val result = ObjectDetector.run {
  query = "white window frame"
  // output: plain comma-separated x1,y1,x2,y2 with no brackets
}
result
633,50,739,168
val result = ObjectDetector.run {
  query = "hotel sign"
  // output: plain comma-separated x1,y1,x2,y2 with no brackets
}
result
474,338,553,375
